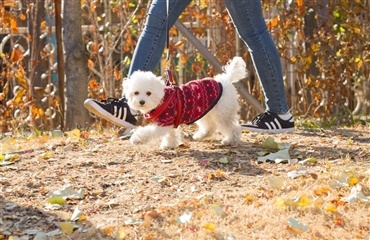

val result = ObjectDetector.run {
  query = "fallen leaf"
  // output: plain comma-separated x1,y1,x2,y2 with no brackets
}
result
210,204,225,216
202,222,216,231
287,168,309,179
33,232,47,240
39,151,52,160
0,153,21,165
71,206,83,221
313,197,324,208
65,129,81,139
313,187,329,196
334,217,344,227
341,185,369,203
161,159,173,163
47,196,67,205
60,222,74,234
176,212,192,224
218,157,228,164
347,176,358,186
200,159,209,166
244,195,254,203
151,176,166,183
0,137,17,154
256,150,269,156
104,227,115,236
261,137,291,150
143,214,151,227
269,176,284,189
333,170,357,187
260,137,279,150
44,229,61,238
124,218,144,225
288,217,309,232
258,149,290,163
208,169,227,179
325,204,338,213
81,131,89,139
49,185,85,200
116,228,127,240
274,197,287,209
300,157,318,165
294,194,310,207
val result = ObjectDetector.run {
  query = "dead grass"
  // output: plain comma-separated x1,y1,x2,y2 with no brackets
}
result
1,124,370,240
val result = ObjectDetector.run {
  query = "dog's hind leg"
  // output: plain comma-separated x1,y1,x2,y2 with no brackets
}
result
216,119,241,146
218,123,241,146
193,116,216,140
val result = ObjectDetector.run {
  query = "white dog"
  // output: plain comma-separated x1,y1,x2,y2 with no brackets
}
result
123,57,247,149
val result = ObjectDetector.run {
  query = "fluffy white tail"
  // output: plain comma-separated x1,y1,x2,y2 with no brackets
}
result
223,57,247,83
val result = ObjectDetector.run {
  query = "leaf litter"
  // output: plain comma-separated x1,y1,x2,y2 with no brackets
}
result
0,125,369,239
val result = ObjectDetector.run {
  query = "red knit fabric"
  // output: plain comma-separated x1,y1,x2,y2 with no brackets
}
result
144,78,223,127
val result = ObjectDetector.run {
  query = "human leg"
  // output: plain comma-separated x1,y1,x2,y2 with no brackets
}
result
225,0,294,133
85,0,190,128
128,0,191,75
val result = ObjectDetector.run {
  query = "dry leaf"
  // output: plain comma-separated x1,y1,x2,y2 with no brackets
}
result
288,217,308,232
202,222,215,231
294,194,310,207
60,222,74,234
104,227,115,236
325,204,338,213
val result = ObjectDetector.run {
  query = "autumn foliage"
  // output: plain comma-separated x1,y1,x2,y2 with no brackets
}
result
0,0,369,132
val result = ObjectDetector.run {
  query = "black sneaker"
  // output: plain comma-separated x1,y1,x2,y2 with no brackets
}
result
241,111,294,133
84,97,137,128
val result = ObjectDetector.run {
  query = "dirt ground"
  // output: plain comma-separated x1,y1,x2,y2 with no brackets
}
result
1,124,370,239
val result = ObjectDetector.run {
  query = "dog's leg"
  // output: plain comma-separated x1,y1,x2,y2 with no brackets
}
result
130,126,153,145
217,120,241,146
130,125,169,145
160,127,181,149
207,80,241,146
193,116,216,140
208,107,241,146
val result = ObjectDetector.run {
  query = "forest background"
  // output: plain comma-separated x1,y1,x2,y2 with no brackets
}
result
1,1,370,240
0,0,369,132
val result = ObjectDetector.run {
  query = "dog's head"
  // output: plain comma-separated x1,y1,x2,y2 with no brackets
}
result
123,71,166,113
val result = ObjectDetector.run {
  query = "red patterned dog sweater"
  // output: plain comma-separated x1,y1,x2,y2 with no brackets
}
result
144,78,223,128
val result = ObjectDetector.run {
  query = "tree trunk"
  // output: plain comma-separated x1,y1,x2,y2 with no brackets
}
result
62,0,89,130
55,0,65,130
28,0,47,95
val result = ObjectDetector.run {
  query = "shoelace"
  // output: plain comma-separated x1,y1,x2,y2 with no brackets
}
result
102,97,137,116
102,98,126,105
251,111,271,124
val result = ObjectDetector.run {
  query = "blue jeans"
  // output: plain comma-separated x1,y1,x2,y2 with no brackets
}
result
128,0,289,114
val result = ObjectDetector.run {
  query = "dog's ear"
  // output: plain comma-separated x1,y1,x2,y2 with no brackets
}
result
122,77,130,91
155,76,166,87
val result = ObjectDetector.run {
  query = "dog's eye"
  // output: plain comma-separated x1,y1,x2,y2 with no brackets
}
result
134,91,139,95
146,92,151,96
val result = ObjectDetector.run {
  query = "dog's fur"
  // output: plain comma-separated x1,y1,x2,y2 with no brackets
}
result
123,57,247,149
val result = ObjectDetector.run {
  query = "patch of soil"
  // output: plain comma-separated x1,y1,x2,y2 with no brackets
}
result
1,125,369,239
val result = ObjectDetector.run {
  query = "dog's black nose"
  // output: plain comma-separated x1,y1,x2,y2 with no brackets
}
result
139,100,145,106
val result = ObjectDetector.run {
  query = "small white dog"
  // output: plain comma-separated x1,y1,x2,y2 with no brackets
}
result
123,57,247,149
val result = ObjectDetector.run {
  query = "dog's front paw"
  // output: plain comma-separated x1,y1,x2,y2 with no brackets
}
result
160,138,181,150
130,133,144,145
160,141,177,150
193,130,210,140
221,137,239,146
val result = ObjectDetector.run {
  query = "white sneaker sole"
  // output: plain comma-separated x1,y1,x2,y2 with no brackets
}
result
241,126,295,134
84,99,136,129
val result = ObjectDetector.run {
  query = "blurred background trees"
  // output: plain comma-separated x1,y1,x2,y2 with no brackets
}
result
0,0,369,132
